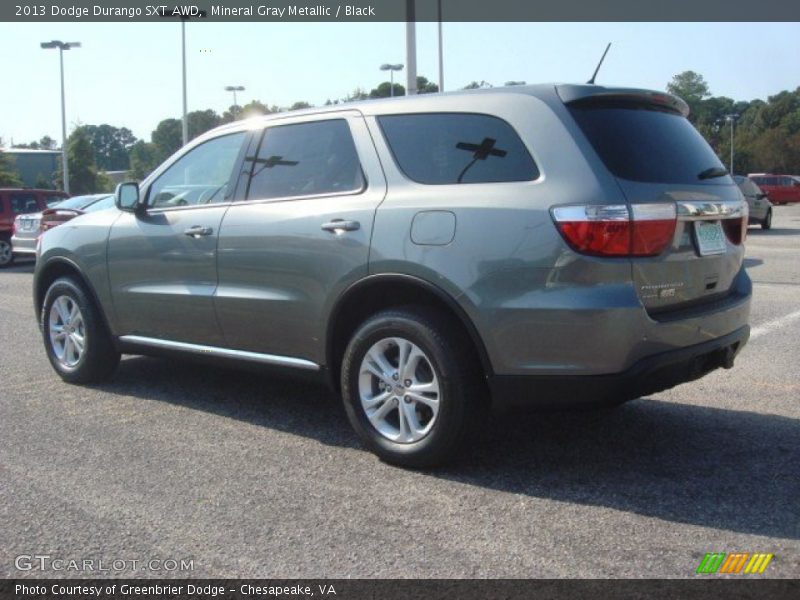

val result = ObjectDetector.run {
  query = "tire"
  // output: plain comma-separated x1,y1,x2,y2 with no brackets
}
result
341,307,487,468
0,237,14,268
41,277,120,384
761,209,772,230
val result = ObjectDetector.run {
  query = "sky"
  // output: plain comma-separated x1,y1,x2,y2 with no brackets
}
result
1,21,798,147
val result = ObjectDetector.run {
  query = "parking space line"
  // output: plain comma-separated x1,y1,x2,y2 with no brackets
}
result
750,309,800,340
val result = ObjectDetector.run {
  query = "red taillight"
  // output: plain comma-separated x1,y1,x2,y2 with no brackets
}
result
552,203,677,257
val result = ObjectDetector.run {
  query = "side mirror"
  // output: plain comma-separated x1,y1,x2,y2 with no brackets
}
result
115,182,141,212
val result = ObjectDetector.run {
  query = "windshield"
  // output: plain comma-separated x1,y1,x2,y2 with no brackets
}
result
54,194,106,210
83,195,114,212
568,102,730,185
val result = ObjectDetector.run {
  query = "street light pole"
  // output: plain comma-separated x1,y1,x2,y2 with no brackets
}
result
380,64,404,97
725,113,740,174
41,40,80,194
225,85,245,115
437,0,444,92
181,20,188,146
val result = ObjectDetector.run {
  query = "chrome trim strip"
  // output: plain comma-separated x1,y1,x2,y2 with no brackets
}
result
677,199,746,221
118,335,320,371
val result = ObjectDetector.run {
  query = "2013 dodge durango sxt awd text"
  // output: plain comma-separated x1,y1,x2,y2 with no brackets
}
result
34,84,751,467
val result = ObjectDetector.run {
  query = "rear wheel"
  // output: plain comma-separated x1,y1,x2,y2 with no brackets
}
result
0,237,13,267
762,209,772,230
341,307,486,468
41,277,120,383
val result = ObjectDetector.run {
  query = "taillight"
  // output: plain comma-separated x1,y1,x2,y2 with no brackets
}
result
552,203,677,257
722,217,747,245
12,221,17,236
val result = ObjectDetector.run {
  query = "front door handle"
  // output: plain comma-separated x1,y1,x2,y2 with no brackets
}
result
184,225,213,238
321,219,360,233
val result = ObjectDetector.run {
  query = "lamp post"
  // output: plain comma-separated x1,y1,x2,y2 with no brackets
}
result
724,113,740,174
181,19,188,145
40,40,80,194
437,0,444,92
225,85,245,116
379,64,404,97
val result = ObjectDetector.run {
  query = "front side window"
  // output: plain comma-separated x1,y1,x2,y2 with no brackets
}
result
148,132,246,209
378,113,539,185
10,193,38,214
246,119,364,201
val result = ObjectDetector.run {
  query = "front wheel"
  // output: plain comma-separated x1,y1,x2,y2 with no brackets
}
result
341,307,486,468
762,209,772,230
41,277,120,383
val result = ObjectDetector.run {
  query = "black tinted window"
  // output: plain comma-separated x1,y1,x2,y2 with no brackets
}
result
246,120,364,200
378,113,538,184
10,193,38,213
569,103,728,184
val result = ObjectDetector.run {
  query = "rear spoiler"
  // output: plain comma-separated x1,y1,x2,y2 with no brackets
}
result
556,84,690,118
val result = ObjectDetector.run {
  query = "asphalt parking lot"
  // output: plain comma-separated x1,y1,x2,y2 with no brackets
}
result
1,207,798,579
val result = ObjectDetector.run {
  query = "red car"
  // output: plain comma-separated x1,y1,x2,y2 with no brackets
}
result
748,173,800,205
0,188,67,267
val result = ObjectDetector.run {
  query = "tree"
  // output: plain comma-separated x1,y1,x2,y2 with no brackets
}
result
667,71,711,120
290,101,312,111
55,127,100,194
15,135,59,150
188,109,221,139
462,80,493,90
151,118,183,163
82,124,137,171
416,76,439,94
128,140,159,181
0,149,22,186
370,81,405,98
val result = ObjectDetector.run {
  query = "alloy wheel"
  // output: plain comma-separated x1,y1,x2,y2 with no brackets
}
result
358,337,441,443
48,295,86,369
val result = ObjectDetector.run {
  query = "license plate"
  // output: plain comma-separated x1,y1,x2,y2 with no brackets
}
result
20,219,32,231
694,220,727,256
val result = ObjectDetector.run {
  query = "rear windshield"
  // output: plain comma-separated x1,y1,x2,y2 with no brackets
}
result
568,102,729,184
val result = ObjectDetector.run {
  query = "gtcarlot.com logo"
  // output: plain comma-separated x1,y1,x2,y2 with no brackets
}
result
696,552,774,574
15,555,194,572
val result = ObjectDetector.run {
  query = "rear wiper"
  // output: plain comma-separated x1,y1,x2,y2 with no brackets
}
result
698,167,729,180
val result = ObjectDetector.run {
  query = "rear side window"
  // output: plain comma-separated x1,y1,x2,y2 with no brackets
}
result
569,102,728,184
378,113,539,185
246,119,364,200
9,193,38,214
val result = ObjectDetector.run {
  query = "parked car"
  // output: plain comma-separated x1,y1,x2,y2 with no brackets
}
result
747,173,800,205
0,188,67,266
34,84,752,467
734,175,773,229
11,194,114,259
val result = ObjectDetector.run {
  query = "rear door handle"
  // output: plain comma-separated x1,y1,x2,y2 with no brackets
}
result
184,225,213,237
321,219,360,233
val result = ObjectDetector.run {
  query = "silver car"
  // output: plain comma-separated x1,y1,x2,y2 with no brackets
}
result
11,194,114,257
34,84,751,467
734,175,773,230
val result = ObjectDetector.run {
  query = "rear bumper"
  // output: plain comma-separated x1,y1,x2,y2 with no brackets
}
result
489,325,749,410
10,235,37,254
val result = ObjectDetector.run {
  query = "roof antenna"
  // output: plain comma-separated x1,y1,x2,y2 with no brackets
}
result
587,43,611,85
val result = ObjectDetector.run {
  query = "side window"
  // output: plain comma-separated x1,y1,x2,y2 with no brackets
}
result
10,193,39,214
148,132,246,209
378,113,539,185
245,119,364,201
45,195,65,208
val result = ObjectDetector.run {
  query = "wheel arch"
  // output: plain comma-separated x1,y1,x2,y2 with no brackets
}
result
35,257,115,337
325,273,493,391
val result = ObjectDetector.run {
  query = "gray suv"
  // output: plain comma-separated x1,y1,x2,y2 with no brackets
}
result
34,84,752,467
